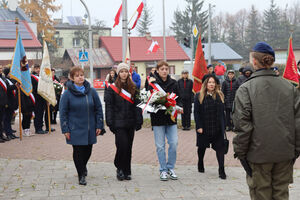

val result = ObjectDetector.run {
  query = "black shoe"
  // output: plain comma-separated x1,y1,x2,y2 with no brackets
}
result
219,167,227,179
0,138,5,143
116,169,125,181
35,130,47,134
7,135,15,140
12,130,16,133
186,127,191,130
78,176,87,185
198,163,205,173
46,128,55,132
124,174,131,180
0,135,10,141
11,134,19,139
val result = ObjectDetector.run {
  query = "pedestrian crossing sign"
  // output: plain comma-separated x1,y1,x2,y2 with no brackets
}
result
79,51,88,62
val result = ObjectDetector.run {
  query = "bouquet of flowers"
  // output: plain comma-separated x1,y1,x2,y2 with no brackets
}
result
137,88,182,122
53,81,63,96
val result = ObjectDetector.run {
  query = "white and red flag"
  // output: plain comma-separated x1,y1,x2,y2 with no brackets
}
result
131,0,146,30
113,4,122,28
147,41,160,53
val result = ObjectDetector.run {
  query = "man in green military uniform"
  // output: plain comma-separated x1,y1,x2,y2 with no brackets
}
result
233,42,300,200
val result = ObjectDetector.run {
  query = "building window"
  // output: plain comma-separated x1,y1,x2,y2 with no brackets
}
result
56,38,63,47
169,65,175,74
73,38,80,47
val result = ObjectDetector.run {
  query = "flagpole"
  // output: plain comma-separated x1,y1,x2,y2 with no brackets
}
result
122,0,128,62
15,17,22,141
162,0,167,61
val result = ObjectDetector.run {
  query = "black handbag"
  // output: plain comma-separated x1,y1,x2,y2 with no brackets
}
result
224,132,229,154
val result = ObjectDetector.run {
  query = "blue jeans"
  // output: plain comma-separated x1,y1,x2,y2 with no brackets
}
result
153,125,178,172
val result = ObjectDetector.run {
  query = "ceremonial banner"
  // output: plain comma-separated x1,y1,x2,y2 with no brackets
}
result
10,33,32,95
283,37,299,86
37,41,57,106
192,34,207,93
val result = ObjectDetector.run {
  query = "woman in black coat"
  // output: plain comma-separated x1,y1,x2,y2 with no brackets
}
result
177,70,194,130
194,74,227,179
221,70,238,131
105,63,143,181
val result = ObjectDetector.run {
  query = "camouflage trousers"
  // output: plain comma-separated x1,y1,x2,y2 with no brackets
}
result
247,160,294,200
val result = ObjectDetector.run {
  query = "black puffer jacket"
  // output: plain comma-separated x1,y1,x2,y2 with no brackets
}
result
177,78,194,102
148,71,182,126
31,73,45,103
5,77,18,110
222,76,238,109
105,86,143,131
0,75,7,107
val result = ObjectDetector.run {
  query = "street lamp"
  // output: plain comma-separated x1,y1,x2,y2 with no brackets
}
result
79,0,93,86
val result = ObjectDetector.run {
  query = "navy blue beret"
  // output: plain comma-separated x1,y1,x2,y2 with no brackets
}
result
252,42,275,59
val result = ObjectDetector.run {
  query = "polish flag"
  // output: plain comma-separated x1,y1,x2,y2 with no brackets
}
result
147,41,160,53
113,4,122,28
131,0,146,30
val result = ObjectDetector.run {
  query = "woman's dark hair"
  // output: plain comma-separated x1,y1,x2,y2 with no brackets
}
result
108,69,116,83
251,52,275,68
156,60,169,70
114,73,136,97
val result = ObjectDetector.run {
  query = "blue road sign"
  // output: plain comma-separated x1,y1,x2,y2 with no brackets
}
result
79,51,88,62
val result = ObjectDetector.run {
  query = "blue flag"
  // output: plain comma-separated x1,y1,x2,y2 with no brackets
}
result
10,33,32,96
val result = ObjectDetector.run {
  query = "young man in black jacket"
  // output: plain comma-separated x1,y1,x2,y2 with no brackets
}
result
222,70,238,131
177,70,193,130
0,65,9,142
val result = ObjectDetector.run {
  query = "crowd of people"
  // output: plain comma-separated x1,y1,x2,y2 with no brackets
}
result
1,42,300,200
0,64,63,142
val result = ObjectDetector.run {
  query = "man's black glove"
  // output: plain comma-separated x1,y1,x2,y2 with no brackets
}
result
240,158,252,177
135,125,142,131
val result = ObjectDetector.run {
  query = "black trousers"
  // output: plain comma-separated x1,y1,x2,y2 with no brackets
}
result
197,147,224,169
3,107,14,134
114,128,135,175
225,108,233,128
72,145,93,177
181,99,192,128
34,98,46,131
22,113,32,130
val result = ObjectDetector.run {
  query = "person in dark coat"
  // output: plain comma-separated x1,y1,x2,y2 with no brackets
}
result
202,64,220,84
0,65,9,142
59,67,104,186
177,70,194,130
105,63,143,181
148,61,182,181
20,90,35,137
236,66,253,88
2,67,19,139
221,70,238,131
194,74,227,179
144,67,156,90
31,64,48,134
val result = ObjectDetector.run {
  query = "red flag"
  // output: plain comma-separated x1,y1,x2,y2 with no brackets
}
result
147,41,160,53
131,0,146,30
283,37,299,86
192,34,208,93
113,4,122,28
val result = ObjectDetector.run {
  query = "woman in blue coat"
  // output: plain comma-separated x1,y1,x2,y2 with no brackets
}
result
194,74,227,179
59,67,104,186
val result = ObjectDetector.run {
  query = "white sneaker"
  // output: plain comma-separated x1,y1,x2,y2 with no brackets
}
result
28,129,34,136
23,129,30,137
168,169,178,180
160,171,169,181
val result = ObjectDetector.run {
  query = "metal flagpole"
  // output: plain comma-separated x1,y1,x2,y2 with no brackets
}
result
15,17,22,141
162,0,167,61
208,3,212,65
122,0,128,62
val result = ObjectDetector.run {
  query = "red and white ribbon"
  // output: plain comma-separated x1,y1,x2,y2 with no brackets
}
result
29,93,36,105
110,84,134,104
0,78,7,93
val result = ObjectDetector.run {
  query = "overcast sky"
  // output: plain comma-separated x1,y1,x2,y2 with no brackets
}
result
52,0,297,36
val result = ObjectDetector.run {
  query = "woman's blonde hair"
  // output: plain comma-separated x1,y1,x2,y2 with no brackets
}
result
198,76,224,104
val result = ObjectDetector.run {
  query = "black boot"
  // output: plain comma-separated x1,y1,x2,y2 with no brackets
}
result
116,169,125,181
78,176,87,185
0,137,5,143
84,167,88,177
219,167,226,179
198,161,205,173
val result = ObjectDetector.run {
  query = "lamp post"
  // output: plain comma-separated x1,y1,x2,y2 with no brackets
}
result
79,0,93,86
122,0,128,62
162,0,166,61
